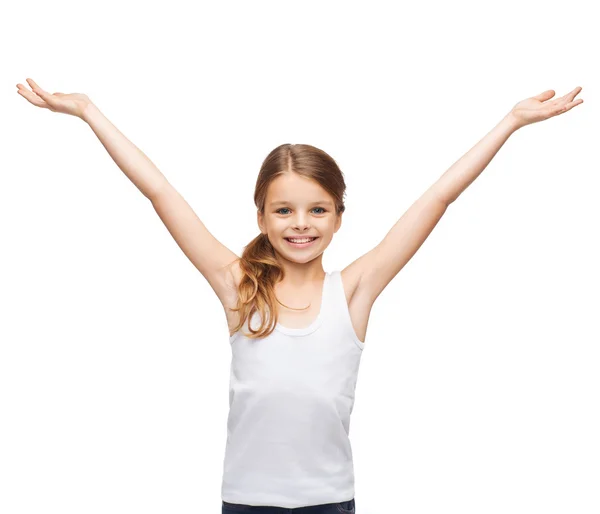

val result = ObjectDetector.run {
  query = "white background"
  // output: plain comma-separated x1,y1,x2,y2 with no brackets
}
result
2,1,598,513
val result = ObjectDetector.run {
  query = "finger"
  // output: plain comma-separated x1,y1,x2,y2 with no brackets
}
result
26,78,55,104
552,98,583,117
568,86,583,101
564,99,584,112
554,90,583,115
16,85,48,108
26,78,44,95
559,86,583,104
534,89,555,102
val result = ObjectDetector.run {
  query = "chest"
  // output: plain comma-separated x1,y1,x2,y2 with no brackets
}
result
224,271,371,344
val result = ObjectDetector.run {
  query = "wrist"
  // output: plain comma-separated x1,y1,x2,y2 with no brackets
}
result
503,111,523,133
80,101,99,123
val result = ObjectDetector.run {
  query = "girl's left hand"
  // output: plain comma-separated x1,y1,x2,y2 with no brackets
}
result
509,87,583,130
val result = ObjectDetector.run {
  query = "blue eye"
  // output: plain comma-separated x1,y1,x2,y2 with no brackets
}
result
276,207,326,215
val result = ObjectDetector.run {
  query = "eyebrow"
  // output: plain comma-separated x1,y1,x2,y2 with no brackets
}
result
269,200,333,207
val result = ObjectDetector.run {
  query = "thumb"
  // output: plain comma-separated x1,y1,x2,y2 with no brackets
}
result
534,89,555,102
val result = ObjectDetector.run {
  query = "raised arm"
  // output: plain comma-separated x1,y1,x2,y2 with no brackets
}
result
344,87,584,304
81,101,168,200
17,78,240,303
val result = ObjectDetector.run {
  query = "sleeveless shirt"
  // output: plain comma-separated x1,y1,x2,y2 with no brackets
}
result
221,270,366,509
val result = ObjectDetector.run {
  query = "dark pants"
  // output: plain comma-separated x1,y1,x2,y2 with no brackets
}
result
222,497,355,514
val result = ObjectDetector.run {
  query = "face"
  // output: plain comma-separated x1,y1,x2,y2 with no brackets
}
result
257,173,342,262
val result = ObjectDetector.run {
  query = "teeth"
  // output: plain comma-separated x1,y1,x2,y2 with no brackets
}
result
288,238,315,243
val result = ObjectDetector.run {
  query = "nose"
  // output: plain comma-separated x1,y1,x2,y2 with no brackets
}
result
292,214,311,231
292,223,311,232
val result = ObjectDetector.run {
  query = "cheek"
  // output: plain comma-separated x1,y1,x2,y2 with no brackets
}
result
271,220,288,232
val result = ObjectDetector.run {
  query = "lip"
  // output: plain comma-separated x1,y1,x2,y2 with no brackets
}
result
284,237,319,248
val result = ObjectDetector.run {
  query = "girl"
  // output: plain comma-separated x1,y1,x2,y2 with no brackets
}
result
17,78,583,513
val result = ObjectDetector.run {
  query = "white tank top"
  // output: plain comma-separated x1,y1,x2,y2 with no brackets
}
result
221,270,366,508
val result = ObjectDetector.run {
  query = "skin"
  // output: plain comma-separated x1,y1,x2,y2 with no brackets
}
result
257,172,342,292
341,87,585,306
16,77,341,304
16,79,584,312
16,78,91,118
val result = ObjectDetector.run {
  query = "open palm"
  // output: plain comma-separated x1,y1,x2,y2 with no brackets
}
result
16,78,92,118
511,87,583,129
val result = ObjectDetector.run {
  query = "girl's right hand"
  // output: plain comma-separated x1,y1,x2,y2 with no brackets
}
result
16,78,92,119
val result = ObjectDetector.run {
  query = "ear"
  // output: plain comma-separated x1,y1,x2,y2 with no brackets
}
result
257,209,266,235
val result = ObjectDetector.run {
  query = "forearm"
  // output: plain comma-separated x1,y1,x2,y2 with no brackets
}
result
81,102,169,200
429,112,521,206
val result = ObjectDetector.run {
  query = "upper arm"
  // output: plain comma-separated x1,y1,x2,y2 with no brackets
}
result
347,189,448,303
151,183,240,305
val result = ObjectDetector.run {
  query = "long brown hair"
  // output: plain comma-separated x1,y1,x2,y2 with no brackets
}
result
229,143,348,339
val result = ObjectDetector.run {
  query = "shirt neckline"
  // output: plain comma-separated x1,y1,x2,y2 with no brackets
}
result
274,271,330,337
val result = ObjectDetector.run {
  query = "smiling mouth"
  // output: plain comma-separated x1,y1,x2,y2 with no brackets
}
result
284,237,319,247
